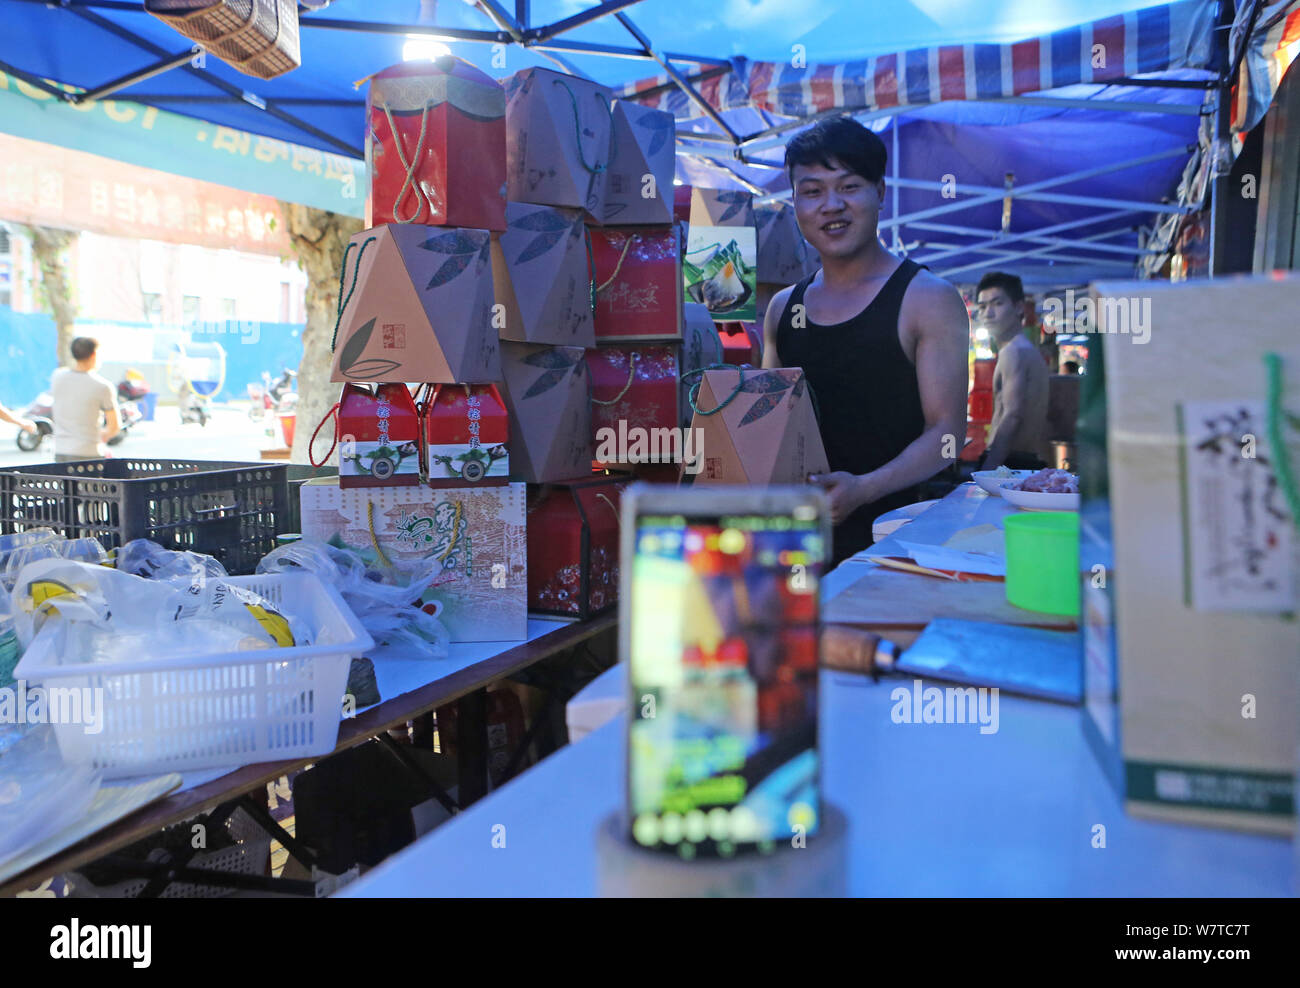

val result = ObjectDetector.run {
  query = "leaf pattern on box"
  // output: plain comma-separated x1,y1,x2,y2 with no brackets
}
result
511,210,571,233
419,230,487,290
636,113,673,156
420,230,483,256
522,368,571,398
739,371,792,394
338,317,402,380
738,392,782,427
714,190,751,223
755,206,779,231
516,230,564,264
791,373,806,402
523,349,580,369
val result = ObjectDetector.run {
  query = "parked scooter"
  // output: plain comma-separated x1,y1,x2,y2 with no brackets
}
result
248,368,297,421
178,380,210,427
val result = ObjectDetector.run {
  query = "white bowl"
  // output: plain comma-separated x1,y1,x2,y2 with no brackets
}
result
998,480,1080,511
972,469,1032,497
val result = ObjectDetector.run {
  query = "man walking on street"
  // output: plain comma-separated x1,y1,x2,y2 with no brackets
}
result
51,337,119,462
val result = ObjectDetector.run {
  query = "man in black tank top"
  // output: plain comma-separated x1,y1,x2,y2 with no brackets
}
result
762,117,970,566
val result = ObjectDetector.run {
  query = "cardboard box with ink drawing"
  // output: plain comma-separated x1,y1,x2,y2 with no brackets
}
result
1081,276,1300,835
300,478,526,643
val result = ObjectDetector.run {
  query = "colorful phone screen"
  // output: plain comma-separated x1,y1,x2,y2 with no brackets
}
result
627,505,823,857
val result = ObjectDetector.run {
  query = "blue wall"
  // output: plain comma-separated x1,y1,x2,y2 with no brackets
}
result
0,309,58,409
0,310,304,408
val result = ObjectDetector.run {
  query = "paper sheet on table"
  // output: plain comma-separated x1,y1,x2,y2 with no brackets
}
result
893,532,1006,577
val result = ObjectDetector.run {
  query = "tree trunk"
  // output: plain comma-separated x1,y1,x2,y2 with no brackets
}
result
23,226,79,368
276,203,363,466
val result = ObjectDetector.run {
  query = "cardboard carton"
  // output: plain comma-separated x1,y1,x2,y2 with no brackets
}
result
492,202,595,346
498,342,593,483
301,479,527,643
504,67,613,222
329,225,500,384
599,101,675,226
1082,276,1300,834
686,367,828,484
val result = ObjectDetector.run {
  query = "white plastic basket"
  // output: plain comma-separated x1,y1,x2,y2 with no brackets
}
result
14,573,373,779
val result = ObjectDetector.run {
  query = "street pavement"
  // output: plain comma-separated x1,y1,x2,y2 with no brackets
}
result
0,402,295,469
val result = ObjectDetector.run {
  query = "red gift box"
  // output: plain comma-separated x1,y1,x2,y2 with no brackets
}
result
334,382,422,488
419,383,511,487
527,474,631,618
589,225,683,341
972,357,995,392
968,389,993,423
586,345,681,455
367,58,507,231
717,321,762,366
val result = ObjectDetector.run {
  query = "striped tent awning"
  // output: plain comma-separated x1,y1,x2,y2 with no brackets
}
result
622,0,1218,120
1231,0,1300,133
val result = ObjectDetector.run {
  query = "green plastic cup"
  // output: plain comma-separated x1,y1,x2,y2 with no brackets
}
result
1003,512,1080,617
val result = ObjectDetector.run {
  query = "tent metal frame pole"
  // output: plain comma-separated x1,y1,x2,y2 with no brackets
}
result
529,38,728,65
911,209,1139,266
882,177,1191,220
975,94,1204,116
907,221,1154,257
615,11,741,145
933,229,1142,278
527,0,647,43
64,4,364,158
633,65,732,104
70,47,201,104
473,0,526,43
891,117,902,252
295,17,505,43
0,57,74,101
742,105,907,155
874,146,1196,228
120,95,366,107
917,240,1143,263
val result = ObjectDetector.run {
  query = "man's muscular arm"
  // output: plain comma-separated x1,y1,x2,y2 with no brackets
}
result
761,285,795,369
981,343,1033,470
813,274,969,522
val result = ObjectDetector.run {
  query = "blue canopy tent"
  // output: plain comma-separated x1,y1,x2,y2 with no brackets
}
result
0,0,1293,284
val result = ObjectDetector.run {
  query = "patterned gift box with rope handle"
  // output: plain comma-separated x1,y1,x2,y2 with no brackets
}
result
328,224,500,385
755,201,819,285
366,57,507,231
499,342,593,484
682,366,829,486
418,383,511,488
504,67,614,223
589,225,683,342
492,202,595,347
300,478,527,644
527,475,631,619
598,100,676,227
586,345,681,458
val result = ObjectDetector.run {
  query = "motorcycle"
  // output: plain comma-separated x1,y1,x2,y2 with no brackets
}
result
248,368,297,421
15,374,147,452
178,380,210,427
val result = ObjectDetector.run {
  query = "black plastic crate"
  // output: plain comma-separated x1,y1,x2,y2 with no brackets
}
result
0,459,289,575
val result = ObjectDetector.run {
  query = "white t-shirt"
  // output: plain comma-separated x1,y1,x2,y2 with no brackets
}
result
51,368,116,458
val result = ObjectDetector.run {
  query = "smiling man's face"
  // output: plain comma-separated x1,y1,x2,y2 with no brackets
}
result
790,158,883,260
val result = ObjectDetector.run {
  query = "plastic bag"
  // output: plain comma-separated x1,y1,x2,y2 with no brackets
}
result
257,540,449,659
0,725,102,870
10,558,307,657
117,539,227,582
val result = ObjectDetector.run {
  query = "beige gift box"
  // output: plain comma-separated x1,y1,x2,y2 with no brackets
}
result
301,479,527,643
492,202,595,347
685,367,828,485
329,224,500,384
599,100,675,226
1083,275,1300,834
498,341,594,483
504,67,614,223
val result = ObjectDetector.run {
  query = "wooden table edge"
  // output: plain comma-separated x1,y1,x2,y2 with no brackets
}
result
0,612,617,898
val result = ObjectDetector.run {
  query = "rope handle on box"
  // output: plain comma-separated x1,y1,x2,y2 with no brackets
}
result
367,501,394,569
331,236,377,352
376,97,434,224
681,363,745,416
1264,352,1300,529
594,492,620,523
582,229,639,313
309,401,341,468
590,351,640,406
551,79,614,175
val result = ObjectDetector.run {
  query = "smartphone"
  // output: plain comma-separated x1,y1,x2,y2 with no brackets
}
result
620,484,829,858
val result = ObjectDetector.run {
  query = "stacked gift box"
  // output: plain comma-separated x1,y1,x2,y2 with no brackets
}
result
964,357,996,462
305,56,527,642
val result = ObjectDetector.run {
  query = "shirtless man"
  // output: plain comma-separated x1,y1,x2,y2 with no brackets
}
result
763,116,969,564
975,272,1050,471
